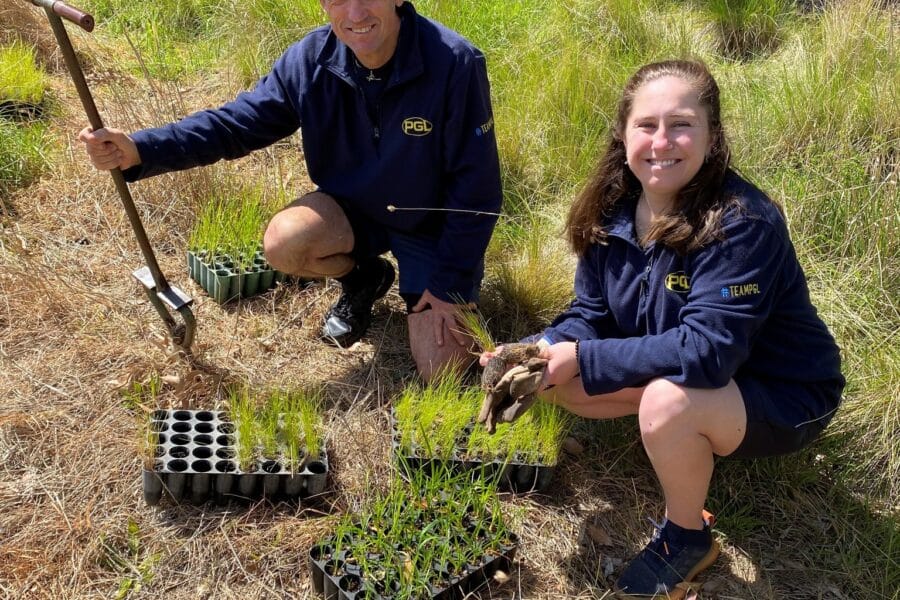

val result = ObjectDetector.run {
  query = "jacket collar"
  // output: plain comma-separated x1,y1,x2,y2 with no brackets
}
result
315,2,424,88
606,195,640,244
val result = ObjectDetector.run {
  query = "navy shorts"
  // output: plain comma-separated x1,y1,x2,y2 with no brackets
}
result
334,195,483,312
727,374,844,459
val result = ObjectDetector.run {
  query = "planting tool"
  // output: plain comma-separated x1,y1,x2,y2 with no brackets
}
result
27,0,196,350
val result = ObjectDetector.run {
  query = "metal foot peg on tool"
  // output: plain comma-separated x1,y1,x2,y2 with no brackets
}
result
133,267,196,350
27,0,197,352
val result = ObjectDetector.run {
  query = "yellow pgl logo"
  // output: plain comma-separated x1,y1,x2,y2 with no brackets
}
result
402,117,433,136
665,271,691,293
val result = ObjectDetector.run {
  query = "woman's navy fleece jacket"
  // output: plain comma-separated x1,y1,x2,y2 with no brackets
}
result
122,2,502,302
542,172,843,399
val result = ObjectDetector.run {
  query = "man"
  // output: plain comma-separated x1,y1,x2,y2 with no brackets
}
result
79,0,502,380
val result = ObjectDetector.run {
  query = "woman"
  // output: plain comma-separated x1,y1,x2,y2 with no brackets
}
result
483,60,843,597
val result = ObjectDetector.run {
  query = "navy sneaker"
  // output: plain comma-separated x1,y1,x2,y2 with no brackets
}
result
321,257,395,347
614,513,719,599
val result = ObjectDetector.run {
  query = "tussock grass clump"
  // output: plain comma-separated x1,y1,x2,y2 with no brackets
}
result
0,41,47,106
211,0,323,85
699,0,796,59
732,0,898,183
0,41,51,197
482,217,575,341
81,0,324,82
0,120,50,198
81,0,222,78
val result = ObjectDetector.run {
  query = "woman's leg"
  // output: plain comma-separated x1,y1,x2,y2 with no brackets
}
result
543,376,746,530
638,378,746,529
540,376,642,419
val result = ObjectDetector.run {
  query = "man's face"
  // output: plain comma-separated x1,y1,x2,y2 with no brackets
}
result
321,0,404,69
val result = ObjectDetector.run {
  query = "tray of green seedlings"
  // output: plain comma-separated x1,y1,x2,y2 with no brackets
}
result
391,370,573,493
187,185,286,304
141,387,327,505
308,466,518,600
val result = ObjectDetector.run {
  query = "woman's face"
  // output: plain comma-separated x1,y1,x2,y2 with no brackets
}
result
623,76,712,207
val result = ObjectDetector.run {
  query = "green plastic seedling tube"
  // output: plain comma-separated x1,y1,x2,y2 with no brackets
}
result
187,251,197,281
212,268,232,304
227,272,242,301
259,268,275,290
200,260,213,293
242,267,261,297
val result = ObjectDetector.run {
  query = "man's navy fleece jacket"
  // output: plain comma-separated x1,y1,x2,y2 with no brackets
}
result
123,2,502,302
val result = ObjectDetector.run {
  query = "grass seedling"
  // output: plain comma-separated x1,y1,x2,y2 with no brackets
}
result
503,401,575,464
454,305,496,352
257,394,281,460
297,388,323,462
119,373,162,411
188,182,281,272
137,416,159,470
276,390,302,473
229,386,258,472
322,465,512,596
235,387,324,473
393,368,573,467
703,0,794,59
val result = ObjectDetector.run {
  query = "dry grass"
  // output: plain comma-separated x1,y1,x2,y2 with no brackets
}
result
0,4,59,67
1,13,891,600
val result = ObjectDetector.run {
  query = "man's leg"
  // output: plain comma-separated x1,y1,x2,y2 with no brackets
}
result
263,191,355,278
264,191,395,346
407,310,475,383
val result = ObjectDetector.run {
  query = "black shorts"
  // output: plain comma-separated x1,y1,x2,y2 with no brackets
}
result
332,194,483,309
727,375,844,459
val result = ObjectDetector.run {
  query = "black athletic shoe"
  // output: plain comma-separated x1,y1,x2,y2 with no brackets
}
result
614,514,719,598
321,257,395,347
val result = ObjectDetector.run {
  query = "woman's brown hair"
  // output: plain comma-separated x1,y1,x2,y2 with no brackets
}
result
565,59,734,256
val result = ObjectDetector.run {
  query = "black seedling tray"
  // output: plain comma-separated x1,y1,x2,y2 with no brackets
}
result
143,409,328,505
308,535,518,600
390,411,556,493
188,249,285,304
0,99,46,121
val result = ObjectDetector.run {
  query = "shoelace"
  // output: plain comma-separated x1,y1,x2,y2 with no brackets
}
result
643,517,672,562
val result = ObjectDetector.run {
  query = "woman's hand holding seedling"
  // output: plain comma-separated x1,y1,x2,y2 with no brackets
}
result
540,341,579,388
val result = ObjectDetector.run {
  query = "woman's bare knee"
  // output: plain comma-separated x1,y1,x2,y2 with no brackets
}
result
639,379,692,438
638,379,746,456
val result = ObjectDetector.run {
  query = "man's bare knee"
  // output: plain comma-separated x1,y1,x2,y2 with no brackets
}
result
408,312,475,382
263,192,354,275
